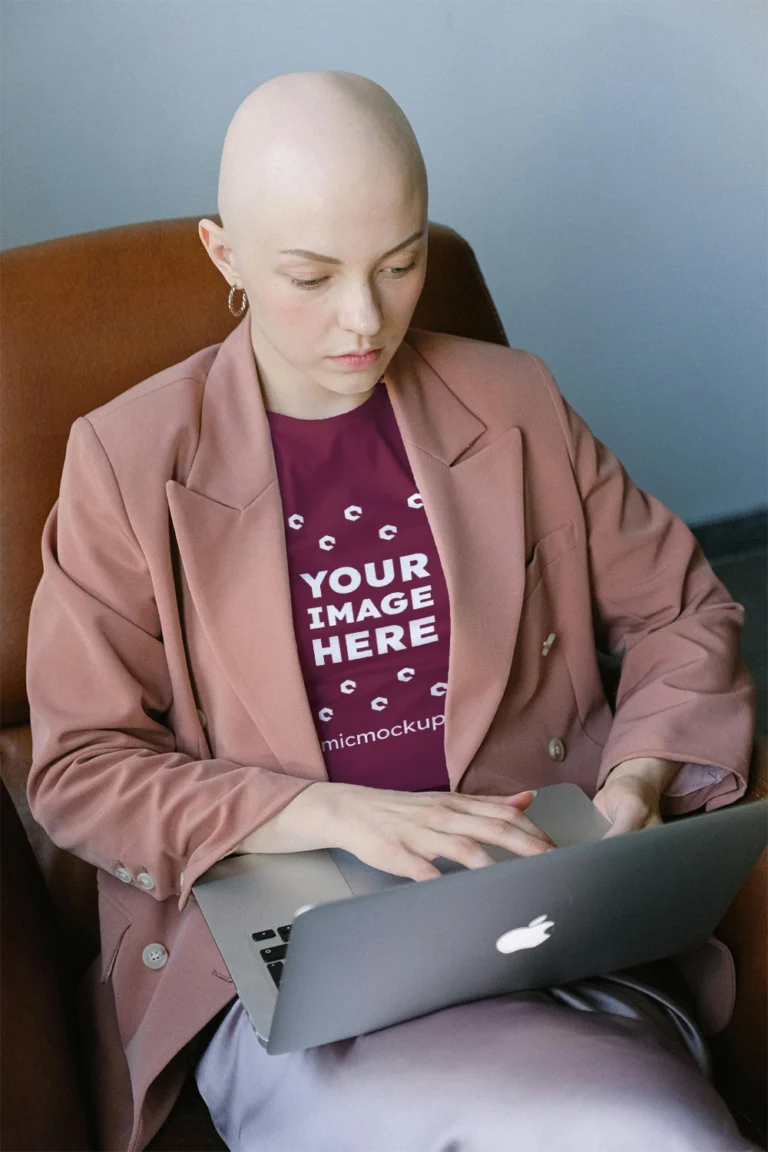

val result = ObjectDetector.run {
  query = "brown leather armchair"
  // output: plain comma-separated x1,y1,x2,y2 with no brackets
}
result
1,217,766,1151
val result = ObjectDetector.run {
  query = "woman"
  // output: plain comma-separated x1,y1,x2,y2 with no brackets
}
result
26,70,758,1151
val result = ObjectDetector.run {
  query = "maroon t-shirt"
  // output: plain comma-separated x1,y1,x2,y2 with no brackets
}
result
266,379,451,792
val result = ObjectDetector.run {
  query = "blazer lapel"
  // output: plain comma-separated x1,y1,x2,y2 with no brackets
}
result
166,318,526,792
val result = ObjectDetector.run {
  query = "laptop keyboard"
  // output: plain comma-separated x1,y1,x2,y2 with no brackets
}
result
251,924,292,988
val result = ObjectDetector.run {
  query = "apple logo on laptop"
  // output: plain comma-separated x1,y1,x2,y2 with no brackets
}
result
495,914,555,954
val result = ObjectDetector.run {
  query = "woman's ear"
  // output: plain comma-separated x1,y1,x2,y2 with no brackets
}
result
198,218,238,284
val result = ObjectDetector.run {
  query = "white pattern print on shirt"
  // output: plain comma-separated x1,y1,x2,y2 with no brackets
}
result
294,494,441,675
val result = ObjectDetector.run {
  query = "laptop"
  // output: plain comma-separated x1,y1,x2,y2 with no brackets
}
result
192,782,768,1055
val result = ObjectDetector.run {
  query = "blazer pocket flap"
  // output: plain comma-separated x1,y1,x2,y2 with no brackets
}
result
524,521,578,599
98,890,132,983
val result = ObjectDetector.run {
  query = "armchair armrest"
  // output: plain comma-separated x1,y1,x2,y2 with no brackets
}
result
743,733,768,802
0,777,92,1151
709,735,768,1148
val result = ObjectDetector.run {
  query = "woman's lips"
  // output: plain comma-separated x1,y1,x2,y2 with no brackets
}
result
330,349,381,369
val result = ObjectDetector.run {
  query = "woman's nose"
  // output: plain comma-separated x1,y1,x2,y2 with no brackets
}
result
338,278,382,334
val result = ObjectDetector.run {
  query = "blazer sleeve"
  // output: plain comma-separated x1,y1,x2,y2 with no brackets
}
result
526,354,757,815
26,416,317,910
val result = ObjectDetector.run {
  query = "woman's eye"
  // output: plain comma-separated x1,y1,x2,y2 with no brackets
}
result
391,263,421,278
290,261,418,291
290,275,327,290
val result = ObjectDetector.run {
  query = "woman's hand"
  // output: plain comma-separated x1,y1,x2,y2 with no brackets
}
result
592,769,665,838
323,784,557,881
236,781,557,880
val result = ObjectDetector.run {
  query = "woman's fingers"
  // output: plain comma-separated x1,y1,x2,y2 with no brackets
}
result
419,832,499,871
598,792,649,838
480,790,537,812
342,787,557,882
439,795,556,847
429,808,554,857
394,844,444,881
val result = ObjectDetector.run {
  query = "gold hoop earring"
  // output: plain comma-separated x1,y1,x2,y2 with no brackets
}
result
228,284,248,317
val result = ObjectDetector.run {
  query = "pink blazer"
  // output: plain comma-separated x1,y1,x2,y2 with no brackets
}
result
26,316,757,1150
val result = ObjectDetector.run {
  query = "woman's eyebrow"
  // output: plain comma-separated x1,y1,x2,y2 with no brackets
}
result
278,229,425,265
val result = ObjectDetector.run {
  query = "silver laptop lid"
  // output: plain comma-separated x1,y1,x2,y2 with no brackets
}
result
264,797,767,1053
192,783,607,1039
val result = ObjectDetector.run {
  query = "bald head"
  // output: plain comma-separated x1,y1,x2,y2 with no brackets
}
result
200,71,429,419
217,70,428,253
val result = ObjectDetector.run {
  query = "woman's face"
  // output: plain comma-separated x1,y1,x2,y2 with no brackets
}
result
203,148,428,416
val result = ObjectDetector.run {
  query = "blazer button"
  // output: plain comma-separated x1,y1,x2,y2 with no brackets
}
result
136,871,155,891
541,632,556,657
142,943,168,970
548,738,566,762
115,865,134,884
197,708,207,729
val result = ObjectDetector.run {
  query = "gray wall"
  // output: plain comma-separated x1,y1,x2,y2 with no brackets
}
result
2,0,765,526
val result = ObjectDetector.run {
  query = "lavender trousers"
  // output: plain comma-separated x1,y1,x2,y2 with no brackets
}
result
194,968,758,1152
